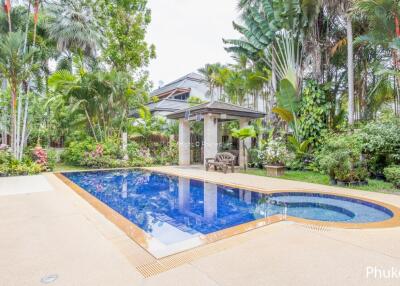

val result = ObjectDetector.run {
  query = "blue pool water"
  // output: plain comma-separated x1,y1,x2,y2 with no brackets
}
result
63,170,393,244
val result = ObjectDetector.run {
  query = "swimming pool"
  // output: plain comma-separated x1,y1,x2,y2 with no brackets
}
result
60,169,398,257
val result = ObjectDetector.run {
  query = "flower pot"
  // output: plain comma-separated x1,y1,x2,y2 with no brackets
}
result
329,178,337,186
349,181,360,187
337,180,349,186
265,165,285,177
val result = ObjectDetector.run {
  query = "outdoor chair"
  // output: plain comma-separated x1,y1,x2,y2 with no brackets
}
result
205,152,235,174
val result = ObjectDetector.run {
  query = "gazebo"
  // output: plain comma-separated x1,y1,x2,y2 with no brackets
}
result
167,101,266,168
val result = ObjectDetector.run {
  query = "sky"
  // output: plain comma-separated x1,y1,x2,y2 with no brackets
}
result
146,0,240,87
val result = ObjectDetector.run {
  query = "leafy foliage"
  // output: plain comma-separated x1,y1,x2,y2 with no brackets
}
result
297,80,331,145
384,166,400,188
357,117,400,175
316,133,368,182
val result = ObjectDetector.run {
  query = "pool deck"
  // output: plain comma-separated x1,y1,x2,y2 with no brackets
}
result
1,166,400,285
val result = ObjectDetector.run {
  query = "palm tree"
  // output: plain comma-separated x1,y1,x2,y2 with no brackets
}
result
324,0,354,125
47,0,101,57
354,0,400,116
0,31,37,158
198,63,222,102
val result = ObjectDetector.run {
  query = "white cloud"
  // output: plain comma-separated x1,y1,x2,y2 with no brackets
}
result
146,0,240,87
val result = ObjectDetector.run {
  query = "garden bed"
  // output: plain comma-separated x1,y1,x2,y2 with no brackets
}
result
242,169,399,194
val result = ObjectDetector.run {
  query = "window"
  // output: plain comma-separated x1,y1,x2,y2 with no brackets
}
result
174,92,190,101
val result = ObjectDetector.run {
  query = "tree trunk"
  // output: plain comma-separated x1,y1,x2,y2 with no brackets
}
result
10,92,16,155
85,108,98,143
346,14,355,125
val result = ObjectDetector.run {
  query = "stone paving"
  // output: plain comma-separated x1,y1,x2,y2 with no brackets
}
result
1,168,400,286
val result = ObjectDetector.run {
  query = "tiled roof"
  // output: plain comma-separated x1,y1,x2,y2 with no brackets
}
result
147,99,190,112
151,73,206,97
167,101,266,119
129,99,190,117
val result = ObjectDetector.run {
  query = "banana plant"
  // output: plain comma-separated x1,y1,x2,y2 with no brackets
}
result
287,135,313,157
272,78,302,142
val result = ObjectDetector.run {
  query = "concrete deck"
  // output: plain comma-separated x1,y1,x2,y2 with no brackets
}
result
1,167,400,285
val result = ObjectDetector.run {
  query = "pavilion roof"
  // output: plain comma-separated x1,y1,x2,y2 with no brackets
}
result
167,101,265,120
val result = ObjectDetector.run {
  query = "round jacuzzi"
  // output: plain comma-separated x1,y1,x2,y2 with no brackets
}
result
260,192,395,225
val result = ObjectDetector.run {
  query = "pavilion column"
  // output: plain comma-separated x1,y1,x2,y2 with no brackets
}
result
239,118,251,169
203,114,218,166
179,118,191,165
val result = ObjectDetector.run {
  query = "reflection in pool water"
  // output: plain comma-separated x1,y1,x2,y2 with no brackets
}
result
63,170,393,246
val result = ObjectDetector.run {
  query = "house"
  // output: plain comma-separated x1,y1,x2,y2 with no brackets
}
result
131,71,266,118
142,72,210,117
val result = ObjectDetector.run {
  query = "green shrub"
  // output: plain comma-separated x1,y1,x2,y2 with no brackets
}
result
0,150,42,176
46,149,58,171
0,150,12,165
61,139,96,165
81,155,129,169
316,133,368,182
258,139,292,166
357,117,400,175
298,80,331,147
248,148,263,168
384,166,400,189
127,142,154,166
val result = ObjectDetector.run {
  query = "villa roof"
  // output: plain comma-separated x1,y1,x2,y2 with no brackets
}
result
146,99,190,113
129,99,190,117
167,101,266,120
151,73,206,98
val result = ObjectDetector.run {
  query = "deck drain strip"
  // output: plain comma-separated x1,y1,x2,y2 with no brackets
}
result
135,229,261,277
299,223,330,232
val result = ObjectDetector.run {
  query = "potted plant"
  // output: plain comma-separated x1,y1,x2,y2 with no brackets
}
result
259,139,291,177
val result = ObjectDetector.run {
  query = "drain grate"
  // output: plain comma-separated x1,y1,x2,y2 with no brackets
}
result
135,231,254,277
299,223,330,232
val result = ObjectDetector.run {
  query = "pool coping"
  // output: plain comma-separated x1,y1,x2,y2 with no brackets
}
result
55,172,284,259
54,168,400,258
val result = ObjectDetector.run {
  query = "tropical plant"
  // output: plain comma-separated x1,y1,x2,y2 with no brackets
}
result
231,126,256,171
357,116,400,175
316,133,368,183
47,0,101,57
0,31,38,160
297,80,331,145
384,166,400,188
258,139,291,167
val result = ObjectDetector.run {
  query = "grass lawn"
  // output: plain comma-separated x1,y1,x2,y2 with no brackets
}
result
242,169,399,194
53,163,91,172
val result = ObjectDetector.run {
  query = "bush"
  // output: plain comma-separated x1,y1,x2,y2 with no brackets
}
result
384,166,400,189
46,149,58,171
0,150,42,177
127,142,154,166
248,148,263,168
61,137,179,169
258,139,291,166
316,133,368,182
61,139,96,165
298,80,331,146
357,117,400,175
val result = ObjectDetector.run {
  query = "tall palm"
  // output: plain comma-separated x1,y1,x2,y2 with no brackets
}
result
0,31,37,156
47,0,101,57
354,0,400,116
198,63,222,102
324,0,354,125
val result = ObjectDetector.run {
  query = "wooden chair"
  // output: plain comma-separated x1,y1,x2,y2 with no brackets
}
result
205,152,235,174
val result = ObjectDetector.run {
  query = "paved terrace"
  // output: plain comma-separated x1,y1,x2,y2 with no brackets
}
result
1,167,400,285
